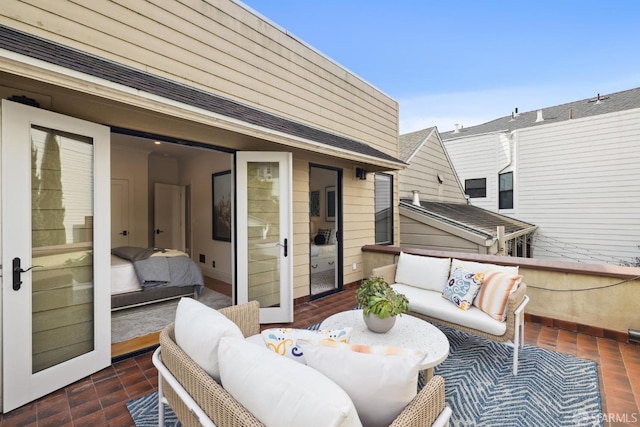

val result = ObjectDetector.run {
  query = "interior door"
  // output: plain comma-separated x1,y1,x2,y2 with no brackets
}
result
154,183,185,250
1,99,111,412
236,152,293,323
111,179,130,247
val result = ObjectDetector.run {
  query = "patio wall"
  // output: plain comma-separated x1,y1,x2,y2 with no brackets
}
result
362,245,640,339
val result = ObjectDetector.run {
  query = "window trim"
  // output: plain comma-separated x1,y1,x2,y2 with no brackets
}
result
499,172,514,210
464,178,486,198
374,173,393,245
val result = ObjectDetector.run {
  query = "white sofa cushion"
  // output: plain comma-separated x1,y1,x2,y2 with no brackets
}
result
392,284,507,336
300,340,426,427
451,258,519,276
395,252,451,292
174,297,243,382
219,337,362,427
260,327,352,363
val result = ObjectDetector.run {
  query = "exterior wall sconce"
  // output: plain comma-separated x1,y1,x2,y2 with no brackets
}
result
355,167,367,180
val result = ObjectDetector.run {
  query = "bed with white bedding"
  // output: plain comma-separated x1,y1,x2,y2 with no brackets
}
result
110,247,204,311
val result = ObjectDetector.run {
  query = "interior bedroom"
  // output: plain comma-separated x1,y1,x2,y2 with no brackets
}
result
309,165,340,297
109,132,234,356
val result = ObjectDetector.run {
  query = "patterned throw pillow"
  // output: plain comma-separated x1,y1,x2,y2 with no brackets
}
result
474,269,523,321
308,340,425,357
261,327,352,363
442,266,484,310
316,228,331,244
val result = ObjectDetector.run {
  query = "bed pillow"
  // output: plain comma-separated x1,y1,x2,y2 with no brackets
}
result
328,228,337,244
299,340,426,427
395,251,451,292
261,327,352,363
474,269,523,321
174,297,243,382
317,228,332,244
314,234,326,245
442,266,483,310
219,337,362,427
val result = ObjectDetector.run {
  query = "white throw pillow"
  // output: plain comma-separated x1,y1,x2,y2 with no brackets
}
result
218,337,362,427
174,297,243,382
261,327,352,363
395,252,451,292
300,340,426,427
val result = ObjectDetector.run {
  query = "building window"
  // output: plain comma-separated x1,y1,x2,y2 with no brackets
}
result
499,172,513,209
374,173,393,245
464,178,486,198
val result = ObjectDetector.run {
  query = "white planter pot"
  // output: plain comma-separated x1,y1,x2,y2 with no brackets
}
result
363,312,396,333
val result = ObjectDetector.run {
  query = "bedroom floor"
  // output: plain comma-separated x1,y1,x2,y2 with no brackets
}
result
2,282,638,426
111,276,232,358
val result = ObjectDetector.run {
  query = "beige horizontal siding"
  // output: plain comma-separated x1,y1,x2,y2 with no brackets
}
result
1,0,398,156
399,130,466,203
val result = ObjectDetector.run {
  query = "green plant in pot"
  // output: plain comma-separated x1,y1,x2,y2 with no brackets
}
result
356,276,409,333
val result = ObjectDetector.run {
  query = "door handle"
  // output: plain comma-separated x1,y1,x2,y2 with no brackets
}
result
283,238,288,257
119,230,128,236
155,229,164,234
12,257,42,291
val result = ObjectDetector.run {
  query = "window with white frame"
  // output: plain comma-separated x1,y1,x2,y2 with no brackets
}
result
374,173,393,245
464,178,486,198
499,172,513,209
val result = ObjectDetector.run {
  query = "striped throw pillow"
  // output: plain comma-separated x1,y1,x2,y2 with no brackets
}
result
474,269,523,321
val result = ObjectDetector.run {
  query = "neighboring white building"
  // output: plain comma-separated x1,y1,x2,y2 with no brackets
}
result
440,87,640,265
397,127,536,256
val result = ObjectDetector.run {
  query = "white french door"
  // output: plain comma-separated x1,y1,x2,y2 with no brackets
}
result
236,152,293,323
1,100,111,412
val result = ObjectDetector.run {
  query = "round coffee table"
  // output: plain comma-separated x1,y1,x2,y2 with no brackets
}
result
319,309,450,379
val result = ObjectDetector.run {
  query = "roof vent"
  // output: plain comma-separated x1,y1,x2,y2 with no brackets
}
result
453,124,460,134
535,109,544,122
412,190,421,206
513,107,520,117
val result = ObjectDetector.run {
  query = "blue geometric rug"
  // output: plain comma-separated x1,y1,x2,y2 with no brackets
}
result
435,324,602,427
126,391,180,427
127,323,602,427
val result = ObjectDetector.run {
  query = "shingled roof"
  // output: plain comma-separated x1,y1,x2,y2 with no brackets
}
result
398,127,435,162
0,24,403,166
440,86,640,140
400,199,536,239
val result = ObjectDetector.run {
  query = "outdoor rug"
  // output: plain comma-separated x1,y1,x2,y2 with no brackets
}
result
127,322,602,427
112,287,231,343
434,324,602,427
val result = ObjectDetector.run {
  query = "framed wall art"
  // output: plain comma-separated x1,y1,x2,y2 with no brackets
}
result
212,170,232,241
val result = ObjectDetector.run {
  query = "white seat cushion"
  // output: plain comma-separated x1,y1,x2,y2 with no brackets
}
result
299,340,426,427
174,297,244,382
395,252,451,292
219,337,362,427
392,284,507,336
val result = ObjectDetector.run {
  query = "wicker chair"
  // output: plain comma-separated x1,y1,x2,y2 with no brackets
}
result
153,300,452,427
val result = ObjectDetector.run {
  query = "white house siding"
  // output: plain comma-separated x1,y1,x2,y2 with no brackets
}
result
399,130,467,204
443,133,500,210
0,0,398,157
515,108,640,265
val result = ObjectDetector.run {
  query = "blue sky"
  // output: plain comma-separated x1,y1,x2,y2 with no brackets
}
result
240,0,640,133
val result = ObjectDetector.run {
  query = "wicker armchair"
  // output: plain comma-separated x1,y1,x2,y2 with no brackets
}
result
153,300,452,427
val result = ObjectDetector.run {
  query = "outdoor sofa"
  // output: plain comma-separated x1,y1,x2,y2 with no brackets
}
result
372,252,529,375
153,300,453,427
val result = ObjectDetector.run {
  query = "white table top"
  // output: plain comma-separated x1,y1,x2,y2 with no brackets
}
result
319,310,450,370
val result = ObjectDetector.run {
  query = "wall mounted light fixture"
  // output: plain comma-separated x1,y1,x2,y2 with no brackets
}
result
355,167,367,180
